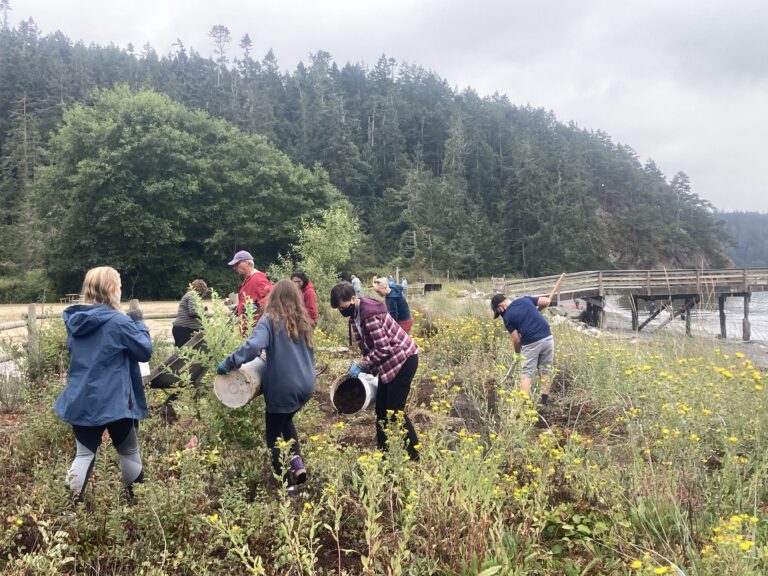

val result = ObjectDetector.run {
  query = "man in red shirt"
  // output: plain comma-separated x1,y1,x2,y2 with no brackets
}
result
228,250,273,333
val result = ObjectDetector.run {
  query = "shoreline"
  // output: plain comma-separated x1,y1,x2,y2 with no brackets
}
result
556,313,768,369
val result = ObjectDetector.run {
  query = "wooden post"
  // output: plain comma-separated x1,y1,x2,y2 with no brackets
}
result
685,297,692,337
26,302,38,348
597,296,605,329
27,303,40,378
743,293,751,341
718,294,727,339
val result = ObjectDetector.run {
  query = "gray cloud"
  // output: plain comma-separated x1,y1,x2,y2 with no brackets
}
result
12,0,768,211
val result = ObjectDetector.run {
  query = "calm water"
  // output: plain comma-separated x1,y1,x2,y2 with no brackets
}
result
598,292,768,344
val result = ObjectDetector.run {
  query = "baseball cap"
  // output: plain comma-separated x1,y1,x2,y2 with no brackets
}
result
490,293,507,318
227,250,253,266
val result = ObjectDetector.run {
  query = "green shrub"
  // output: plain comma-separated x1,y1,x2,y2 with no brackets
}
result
0,270,55,304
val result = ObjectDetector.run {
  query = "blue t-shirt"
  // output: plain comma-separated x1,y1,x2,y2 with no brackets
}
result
501,296,551,345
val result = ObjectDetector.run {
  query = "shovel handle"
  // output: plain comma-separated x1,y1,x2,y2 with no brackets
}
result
546,273,566,303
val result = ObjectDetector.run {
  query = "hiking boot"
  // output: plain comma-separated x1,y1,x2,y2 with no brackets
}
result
289,455,307,485
286,486,300,497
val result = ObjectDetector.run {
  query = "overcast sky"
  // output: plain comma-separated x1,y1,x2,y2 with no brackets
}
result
12,0,768,212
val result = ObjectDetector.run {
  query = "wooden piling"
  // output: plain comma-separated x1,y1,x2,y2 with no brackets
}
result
718,294,727,339
743,293,751,341
630,295,639,331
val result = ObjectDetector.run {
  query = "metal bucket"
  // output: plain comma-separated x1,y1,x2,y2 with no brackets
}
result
213,357,266,408
330,372,378,415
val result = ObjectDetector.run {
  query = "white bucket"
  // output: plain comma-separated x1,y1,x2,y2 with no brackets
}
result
213,357,266,408
330,372,378,415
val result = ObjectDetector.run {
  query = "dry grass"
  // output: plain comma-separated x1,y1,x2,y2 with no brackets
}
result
0,301,181,345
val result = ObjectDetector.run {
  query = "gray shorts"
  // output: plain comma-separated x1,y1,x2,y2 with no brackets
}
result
520,336,554,379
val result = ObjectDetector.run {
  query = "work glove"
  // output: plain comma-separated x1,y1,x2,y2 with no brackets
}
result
127,309,144,322
513,352,523,364
348,363,362,378
216,362,230,375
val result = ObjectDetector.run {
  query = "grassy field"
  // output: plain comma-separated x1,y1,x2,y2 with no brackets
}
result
0,290,766,574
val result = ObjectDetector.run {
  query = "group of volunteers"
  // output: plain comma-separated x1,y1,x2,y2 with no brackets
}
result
54,250,553,503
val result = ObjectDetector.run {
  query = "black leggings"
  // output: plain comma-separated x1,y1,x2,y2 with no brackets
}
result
172,325,197,347
264,411,301,477
69,419,143,501
376,354,420,460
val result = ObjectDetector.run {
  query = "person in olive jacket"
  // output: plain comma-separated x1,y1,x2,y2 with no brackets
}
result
54,266,153,503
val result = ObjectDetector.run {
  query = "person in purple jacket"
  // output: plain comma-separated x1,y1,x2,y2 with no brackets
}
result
491,292,554,407
330,281,420,461
55,266,153,503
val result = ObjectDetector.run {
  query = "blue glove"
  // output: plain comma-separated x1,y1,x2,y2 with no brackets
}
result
216,362,230,375
348,363,362,378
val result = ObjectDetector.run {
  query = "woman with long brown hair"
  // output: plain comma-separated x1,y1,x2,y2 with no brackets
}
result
216,279,315,493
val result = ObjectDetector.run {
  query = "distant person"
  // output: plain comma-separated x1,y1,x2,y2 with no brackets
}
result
401,277,408,291
350,274,362,298
54,266,152,503
217,280,315,495
372,276,414,334
330,281,420,461
228,250,273,333
172,279,208,347
387,275,396,288
491,292,554,407
291,269,318,325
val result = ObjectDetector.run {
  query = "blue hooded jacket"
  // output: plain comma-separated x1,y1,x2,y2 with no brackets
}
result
55,304,153,426
223,315,315,414
385,285,412,322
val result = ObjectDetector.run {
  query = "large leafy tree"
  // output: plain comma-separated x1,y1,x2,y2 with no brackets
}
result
35,87,338,297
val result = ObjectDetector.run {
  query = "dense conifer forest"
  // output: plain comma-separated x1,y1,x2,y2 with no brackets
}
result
716,212,768,267
0,6,733,298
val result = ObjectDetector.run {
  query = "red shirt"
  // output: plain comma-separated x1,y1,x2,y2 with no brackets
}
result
351,302,418,383
237,271,272,318
302,281,318,325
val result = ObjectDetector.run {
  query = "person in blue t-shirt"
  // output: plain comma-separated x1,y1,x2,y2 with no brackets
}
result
491,292,554,407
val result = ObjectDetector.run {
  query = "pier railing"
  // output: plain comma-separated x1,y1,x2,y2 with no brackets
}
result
493,268,768,300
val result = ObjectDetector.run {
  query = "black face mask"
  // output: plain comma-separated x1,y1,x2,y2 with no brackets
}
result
340,303,356,318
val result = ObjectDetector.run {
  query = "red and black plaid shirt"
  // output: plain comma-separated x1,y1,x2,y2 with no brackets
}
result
351,311,418,383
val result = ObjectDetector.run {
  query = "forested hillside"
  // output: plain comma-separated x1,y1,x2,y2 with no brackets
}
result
717,212,768,267
0,10,732,297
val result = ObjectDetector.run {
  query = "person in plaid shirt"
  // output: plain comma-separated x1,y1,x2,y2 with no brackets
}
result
330,281,420,461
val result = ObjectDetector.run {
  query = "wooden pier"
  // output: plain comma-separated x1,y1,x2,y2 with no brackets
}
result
492,268,768,340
